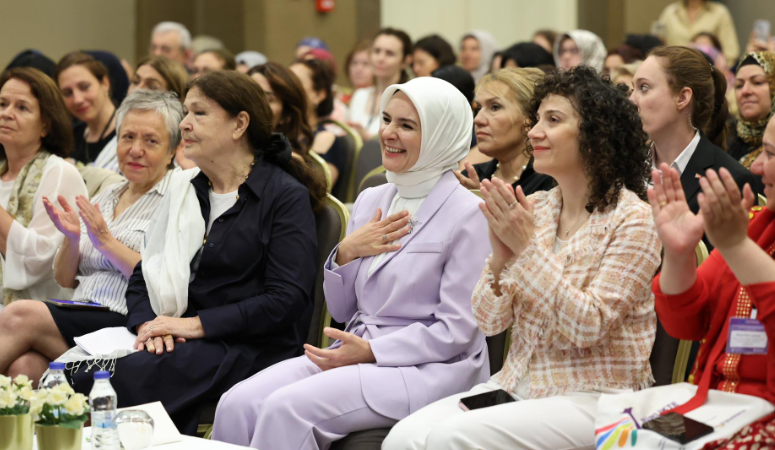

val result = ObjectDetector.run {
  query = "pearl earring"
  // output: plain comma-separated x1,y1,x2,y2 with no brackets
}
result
688,114,697,131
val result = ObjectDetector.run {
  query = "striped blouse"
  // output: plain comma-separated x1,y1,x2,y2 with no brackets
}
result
71,169,173,314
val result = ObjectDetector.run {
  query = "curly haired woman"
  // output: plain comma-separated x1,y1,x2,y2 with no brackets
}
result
384,66,662,450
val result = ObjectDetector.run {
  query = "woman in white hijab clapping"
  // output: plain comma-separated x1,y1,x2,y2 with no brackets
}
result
213,77,492,450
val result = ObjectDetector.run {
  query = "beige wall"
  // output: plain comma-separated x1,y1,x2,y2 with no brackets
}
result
0,0,135,70
246,0,359,66
381,0,577,53
579,0,672,50
623,0,673,35
136,0,246,63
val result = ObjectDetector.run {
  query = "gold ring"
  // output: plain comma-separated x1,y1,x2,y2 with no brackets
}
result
659,201,667,207
163,334,173,340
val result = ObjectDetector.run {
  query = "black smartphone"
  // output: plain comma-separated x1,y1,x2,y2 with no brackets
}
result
458,389,516,411
43,298,109,311
641,412,714,444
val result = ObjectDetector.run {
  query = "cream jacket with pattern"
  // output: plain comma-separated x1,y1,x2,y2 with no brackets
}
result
472,187,661,398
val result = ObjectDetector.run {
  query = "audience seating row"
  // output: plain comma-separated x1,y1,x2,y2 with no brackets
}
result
197,186,713,445
327,119,364,202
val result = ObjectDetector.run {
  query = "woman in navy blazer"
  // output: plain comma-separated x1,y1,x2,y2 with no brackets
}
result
66,71,325,435
213,77,491,449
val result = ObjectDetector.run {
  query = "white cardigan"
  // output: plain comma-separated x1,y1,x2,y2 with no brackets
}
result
0,155,89,306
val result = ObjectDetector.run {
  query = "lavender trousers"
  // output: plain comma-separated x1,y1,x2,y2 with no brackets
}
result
211,355,397,450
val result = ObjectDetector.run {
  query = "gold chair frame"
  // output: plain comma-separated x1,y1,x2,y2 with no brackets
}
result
671,240,709,384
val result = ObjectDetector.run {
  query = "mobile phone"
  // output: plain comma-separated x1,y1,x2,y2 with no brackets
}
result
44,298,109,311
458,389,516,411
754,20,771,43
641,412,714,444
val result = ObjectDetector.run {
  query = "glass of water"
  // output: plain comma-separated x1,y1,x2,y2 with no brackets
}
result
114,410,155,450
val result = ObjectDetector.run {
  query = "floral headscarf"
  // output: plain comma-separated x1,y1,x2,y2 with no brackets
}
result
735,51,775,147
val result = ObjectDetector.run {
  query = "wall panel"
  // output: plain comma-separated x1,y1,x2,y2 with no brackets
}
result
382,0,577,53
0,0,136,70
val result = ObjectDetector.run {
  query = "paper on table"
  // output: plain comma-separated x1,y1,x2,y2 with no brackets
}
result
116,401,183,446
74,327,137,356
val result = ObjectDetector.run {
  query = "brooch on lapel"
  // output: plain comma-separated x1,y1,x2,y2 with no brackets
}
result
408,216,419,234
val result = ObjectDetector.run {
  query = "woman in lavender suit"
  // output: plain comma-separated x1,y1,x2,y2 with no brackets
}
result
212,77,491,449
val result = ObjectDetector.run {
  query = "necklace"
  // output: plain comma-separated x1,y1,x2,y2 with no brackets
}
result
207,157,256,201
558,211,589,237
81,108,116,162
495,162,527,184
203,158,256,246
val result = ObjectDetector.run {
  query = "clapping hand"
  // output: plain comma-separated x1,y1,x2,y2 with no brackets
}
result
335,208,411,265
453,161,482,190
303,328,376,370
76,196,114,252
697,168,754,252
647,164,705,256
480,177,535,262
43,195,81,242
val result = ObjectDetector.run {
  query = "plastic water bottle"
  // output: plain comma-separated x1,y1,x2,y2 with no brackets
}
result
89,371,119,450
40,362,69,389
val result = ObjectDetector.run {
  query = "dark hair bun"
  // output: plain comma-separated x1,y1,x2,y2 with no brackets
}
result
265,132,293,167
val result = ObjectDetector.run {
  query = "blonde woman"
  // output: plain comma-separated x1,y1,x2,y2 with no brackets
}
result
455,68,554,195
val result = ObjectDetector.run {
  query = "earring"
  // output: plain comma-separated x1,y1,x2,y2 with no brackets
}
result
688,114,697,131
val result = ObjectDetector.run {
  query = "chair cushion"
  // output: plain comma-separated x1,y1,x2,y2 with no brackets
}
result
331,427,392,450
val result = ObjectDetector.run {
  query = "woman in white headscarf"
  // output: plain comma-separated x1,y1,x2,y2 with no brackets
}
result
212,77,492,450
461,30,498,83
555,29,607,72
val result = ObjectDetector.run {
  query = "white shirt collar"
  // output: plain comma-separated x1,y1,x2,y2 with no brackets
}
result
651,132,701,177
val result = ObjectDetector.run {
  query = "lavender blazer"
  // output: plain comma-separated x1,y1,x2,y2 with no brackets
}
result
323,171,491,421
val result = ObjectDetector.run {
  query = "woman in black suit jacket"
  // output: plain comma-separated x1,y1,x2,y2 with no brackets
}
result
630,46,760,383
630,45,759,251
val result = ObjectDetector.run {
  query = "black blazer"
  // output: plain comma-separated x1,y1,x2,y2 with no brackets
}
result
681,135,760,251
125,156,318,351
462,159,555,195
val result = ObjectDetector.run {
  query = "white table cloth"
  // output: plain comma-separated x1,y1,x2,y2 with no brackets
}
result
32,427,251,449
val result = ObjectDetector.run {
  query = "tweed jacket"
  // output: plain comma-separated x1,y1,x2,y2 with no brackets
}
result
472,187,662,398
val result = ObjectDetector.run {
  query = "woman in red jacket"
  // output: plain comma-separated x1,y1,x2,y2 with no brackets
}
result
651,114,775,447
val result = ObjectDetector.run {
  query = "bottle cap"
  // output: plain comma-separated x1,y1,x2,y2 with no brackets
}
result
93,371,111,380
49,362,65,370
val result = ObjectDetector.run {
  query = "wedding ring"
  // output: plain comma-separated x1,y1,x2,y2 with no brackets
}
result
659,201,667,207
508,202,518,210
149,326,154,333
163,334,173,340
382,234,387,242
